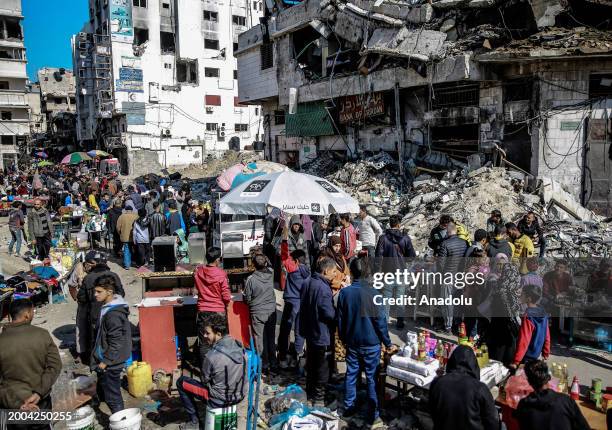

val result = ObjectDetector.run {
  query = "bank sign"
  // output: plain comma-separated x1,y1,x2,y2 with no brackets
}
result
339,92,385,124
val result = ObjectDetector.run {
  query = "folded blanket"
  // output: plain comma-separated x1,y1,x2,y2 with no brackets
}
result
389,354,439,376
387,365,436,387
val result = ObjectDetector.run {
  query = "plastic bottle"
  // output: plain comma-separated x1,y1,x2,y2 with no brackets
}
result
570,376,580,400
418,334,427,361
435,341,445,365
481,344,489,365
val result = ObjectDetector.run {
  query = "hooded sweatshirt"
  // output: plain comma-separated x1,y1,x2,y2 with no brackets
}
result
202,335,246,408
281,240,310,302
513,306,550,364
92,295,131,370
429,345,499,430
487,236,514,259
243,268,276,317
375,228,416,272
194,265,232,312
515,389,590,430
133,216,151,244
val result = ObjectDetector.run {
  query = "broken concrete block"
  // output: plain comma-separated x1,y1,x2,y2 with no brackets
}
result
529,0,565,29
365,27,446,61
421,191,441,203
469,0,501,7
467,166,489,178
442,194,451,203
440,18,456,33
333,10,367,45
540,177,599,221
432,0,470,9
409,195,422,208
520,193,540,206
406,4,434,24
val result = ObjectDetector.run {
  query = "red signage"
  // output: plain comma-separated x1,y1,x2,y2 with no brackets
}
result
339,92,385,124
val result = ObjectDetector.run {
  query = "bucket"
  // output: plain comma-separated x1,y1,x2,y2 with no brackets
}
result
205,405,237,430
66,406,95,430
109,408,142,430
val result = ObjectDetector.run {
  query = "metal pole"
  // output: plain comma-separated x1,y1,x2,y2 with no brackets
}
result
394,83,403,176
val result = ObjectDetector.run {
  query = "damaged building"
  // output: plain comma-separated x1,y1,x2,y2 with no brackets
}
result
72,0,264,175
36,67,77,152
236,0,612,214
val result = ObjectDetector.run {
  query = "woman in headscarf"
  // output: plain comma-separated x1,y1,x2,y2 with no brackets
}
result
318,235,350,292
483,253,522,366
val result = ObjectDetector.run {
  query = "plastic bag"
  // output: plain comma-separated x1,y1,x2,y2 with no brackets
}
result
269,401,311,428
504,369,534,409
268,384,308,415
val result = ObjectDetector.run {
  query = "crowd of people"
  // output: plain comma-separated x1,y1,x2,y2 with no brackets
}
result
0,162,605,430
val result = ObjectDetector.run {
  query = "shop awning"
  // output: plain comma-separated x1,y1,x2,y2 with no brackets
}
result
286,102,335,137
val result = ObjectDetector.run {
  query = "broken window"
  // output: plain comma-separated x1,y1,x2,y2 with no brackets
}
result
235,123,248,132
232,15,246,26
590,74,612,98
132,0,147,7
504,78,532,102
162,2,170,9
430,82,479,109
134,28,149,46
291,27,324,78
233,70,238,80
164,63,172,69
204,67,220,78
204,39,219,50
160,31,175,53
260,42,273,70
176,59,198,84
206,123,217,131
3,18,23,40
203,10,218,22
233,42,239,55
0,48,22,60
274,110,285,125
0,81,8,90
55,98,64,104
1,112,12,120
0,136,12,145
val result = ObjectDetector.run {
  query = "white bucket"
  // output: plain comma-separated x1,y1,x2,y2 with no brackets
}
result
66,406,95,430
205,405,237,430
109,408,142,430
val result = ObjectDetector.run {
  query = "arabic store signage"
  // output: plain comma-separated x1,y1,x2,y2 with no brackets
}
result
339,92,385,124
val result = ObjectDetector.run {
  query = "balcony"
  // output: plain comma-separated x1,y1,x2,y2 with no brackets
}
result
0,90,26,107
0,119,29,135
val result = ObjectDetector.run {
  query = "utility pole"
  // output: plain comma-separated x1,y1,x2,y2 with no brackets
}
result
394,82,403,177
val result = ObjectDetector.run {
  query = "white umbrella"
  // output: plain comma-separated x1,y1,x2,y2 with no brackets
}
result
219,171,360,216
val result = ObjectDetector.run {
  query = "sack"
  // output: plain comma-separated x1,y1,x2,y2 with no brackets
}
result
505,370,534,408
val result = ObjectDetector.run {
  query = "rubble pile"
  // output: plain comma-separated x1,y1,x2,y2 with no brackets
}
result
398,166,612,257
168,150,262,179
303,152,408,214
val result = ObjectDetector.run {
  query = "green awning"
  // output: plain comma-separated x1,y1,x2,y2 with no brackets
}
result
286,102,335,137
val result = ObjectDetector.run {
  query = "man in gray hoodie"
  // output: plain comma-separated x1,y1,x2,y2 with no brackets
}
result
243,253,277,373
176,314,245,430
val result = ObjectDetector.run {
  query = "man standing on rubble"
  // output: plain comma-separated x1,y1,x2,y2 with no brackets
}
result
375,215,416,329
357,205,383,260
487,209,505,234
507,222,535,273
438,223,468,334
429,214,452,256
518,211,546,257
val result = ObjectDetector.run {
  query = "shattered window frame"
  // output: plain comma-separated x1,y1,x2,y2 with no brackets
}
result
589,73,612,98
260,42,273,70
205,67,220,78
203,10,218,22
132,0,147,8
176,59,199,85
160,31,176,53
232,15,246,26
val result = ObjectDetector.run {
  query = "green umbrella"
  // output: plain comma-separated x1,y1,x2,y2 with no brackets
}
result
61,152,92,164
37,160,54,167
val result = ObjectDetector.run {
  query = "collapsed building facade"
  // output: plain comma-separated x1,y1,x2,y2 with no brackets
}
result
236,0,612,214
36,67,77,153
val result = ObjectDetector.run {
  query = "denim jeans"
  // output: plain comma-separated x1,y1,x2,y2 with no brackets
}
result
382,283,407,323
97,367,124,414
344,344,381,421
123,242,131,268
442,281,454,330
8,228,22,255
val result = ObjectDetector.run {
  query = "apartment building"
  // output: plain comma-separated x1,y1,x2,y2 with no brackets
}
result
73,0,263,175
0,0,28,170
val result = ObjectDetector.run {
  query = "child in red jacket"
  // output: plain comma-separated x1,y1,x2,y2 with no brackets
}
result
511,284,550,369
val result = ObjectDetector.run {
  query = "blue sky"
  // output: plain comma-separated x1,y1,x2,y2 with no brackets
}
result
22,0,89,81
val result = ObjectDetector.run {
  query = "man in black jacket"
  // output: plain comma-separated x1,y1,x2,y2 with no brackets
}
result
92,275,131,415
375,215,416,328
429,345,499,430
438,222,468,333
518,211,546,256
428,214,452,256
76,252,125,365
106,200,124,257
515,360,589,430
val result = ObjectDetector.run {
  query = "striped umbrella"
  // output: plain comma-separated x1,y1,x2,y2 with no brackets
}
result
61,152,93,164
87,150,110,158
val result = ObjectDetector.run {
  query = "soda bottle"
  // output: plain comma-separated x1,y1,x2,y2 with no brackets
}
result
570,376,580,400
418,334,427,361
435,341,445,365
459,322,467,339
481,344,489,365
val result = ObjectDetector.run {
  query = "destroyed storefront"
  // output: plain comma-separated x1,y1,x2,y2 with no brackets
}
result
236,0,612,214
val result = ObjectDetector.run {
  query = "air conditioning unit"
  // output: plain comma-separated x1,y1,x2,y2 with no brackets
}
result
78,32,88,41
217,126,226,139
205,106,214,113
164,129,172,136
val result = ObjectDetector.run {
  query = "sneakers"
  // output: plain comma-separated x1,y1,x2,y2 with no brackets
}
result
178,420,200,430
370,417,384,429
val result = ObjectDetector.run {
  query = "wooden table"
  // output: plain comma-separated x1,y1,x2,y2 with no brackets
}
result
496,395,607,430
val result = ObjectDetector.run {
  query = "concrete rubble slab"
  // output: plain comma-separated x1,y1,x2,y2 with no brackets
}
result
365,28,447,61
529,0,566,29
333,9,368,45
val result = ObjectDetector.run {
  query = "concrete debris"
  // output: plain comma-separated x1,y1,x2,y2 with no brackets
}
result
529,0,565,29
365,28,447,61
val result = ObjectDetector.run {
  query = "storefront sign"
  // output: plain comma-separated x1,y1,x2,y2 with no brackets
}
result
110,0,133,42
339,92,385,124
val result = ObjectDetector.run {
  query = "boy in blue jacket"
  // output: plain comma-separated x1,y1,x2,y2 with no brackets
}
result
299,256,337,407
338,258,396,428
511,284,550,369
